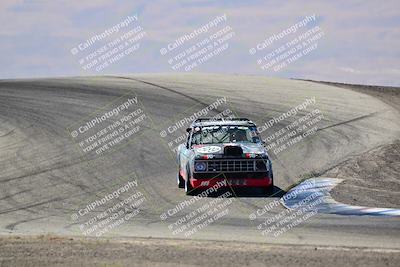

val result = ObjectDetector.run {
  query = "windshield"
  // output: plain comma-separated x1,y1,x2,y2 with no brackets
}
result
191,125,261,145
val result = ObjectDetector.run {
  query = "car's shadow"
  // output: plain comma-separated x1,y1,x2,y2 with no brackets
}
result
230,186,286,198
196,186,286,198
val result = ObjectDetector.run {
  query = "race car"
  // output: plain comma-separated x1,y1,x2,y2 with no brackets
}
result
177,117,273,195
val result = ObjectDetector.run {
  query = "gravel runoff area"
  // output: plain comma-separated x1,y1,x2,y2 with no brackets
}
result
306,80,400,208
0,235,399,267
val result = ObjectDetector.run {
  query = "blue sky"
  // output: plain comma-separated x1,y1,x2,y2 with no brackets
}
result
0,0,399,86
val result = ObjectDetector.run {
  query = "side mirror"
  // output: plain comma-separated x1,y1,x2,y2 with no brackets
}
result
186,127,192,133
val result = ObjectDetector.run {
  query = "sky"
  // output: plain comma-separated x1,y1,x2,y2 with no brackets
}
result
0,0,399,86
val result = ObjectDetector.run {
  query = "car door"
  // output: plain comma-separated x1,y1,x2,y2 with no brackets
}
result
179,130,194,179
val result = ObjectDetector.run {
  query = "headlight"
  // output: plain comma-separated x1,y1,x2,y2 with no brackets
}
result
194,162,207,172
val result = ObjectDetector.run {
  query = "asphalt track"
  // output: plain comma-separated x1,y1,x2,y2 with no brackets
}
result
0,73,399,250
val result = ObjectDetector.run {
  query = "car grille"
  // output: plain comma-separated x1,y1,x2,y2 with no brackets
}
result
204,160,265,172
194,172,267,179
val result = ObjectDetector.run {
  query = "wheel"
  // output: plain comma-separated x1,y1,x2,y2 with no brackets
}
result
269,164,274,183
262,170,274,196
184,167,199,196
185,176,196,195
262,186,274,196
177,170,184,188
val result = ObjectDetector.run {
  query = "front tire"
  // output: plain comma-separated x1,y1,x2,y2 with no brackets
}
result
185,176,196,195
262,171,274,196
262,186,274,196
184,168,199,196
177,170,185,188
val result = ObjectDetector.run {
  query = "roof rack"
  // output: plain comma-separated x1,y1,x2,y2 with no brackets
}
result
194,117,251,123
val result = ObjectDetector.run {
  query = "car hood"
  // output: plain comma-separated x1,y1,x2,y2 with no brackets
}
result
192,142,265,155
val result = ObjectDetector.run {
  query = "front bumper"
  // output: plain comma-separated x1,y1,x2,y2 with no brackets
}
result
191,176,273,188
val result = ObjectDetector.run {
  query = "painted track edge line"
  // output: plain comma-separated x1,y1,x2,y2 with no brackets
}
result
280,177,400,217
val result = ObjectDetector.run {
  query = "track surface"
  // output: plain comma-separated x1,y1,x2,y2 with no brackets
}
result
0,73,399,249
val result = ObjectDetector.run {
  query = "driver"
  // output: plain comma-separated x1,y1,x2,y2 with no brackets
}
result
232,130,247,142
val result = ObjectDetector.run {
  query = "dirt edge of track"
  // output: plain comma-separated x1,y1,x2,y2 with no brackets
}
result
0,235,399,267
306,80,400,208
